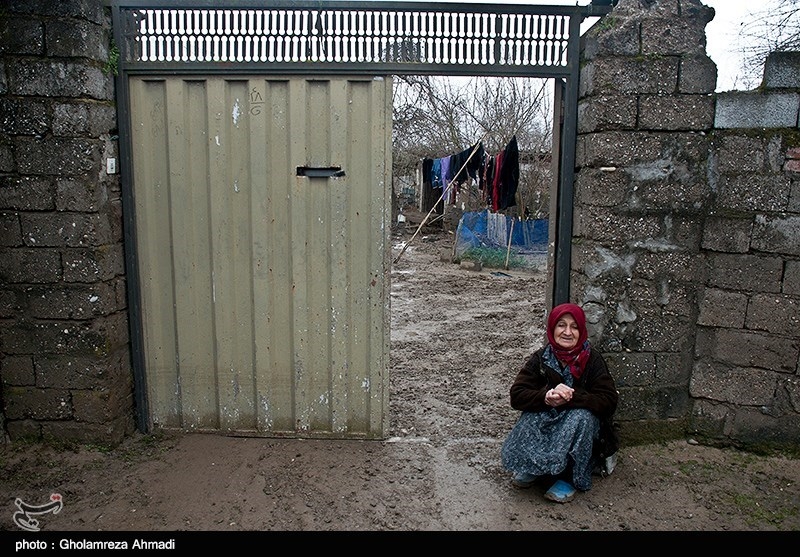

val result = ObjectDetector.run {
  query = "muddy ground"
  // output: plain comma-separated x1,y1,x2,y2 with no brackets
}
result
1,224,799,534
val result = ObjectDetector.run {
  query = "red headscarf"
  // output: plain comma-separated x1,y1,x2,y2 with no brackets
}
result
546,303,591,380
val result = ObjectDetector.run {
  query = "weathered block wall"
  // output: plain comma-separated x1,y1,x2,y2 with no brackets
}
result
0,0,133,445
692,50,800,449
578,0,800,450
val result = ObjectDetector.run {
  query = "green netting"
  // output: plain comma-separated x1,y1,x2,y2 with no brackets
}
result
454,210,548,271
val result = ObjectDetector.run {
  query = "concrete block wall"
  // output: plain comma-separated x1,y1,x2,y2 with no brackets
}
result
0,0,134,446
692,49,800,448
577,0,800,450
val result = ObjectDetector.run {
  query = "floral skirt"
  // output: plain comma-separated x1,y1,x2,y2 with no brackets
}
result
501,407,600,491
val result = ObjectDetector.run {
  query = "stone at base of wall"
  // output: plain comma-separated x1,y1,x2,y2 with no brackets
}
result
6,415,135,448
0,412,9,445
5,419,41,441
623,413,800,455
617,417,691,447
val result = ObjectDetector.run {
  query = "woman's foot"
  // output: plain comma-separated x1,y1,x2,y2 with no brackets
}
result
511,472,537,489
544,479,576,503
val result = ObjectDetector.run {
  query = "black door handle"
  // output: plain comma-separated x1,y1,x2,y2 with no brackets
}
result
296,166,345,178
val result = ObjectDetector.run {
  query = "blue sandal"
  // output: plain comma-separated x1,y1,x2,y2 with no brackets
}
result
544,480,576,503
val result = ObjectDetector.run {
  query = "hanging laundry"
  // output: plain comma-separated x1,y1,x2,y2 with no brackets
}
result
431,157,443,190
440,156,452,194
480,153,495,204
492,150,504,211
451,142,485,186
475,136,519,211
420,141,486,209
498,135,520,210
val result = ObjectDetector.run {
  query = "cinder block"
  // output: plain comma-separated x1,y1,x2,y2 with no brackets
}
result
763,51,800,89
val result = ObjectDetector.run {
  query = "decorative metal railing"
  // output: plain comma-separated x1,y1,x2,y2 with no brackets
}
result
111,1,607,76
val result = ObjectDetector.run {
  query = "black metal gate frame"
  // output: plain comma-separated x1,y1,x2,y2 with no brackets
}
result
108,0,612,431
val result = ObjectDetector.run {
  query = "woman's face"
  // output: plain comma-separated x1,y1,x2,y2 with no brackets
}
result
553,313,580,350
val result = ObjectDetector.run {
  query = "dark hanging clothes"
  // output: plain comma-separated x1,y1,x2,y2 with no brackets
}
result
422,157,433,188
421,157,441,214
480,152,494,201
474,137,519,211
499,135,520,210
451,142,485,186
420,142,487,207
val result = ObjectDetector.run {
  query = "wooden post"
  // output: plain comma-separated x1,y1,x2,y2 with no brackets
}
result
504,217,515,270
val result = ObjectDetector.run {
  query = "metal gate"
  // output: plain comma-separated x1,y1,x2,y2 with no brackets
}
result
110,1,612,438
128,74,391,438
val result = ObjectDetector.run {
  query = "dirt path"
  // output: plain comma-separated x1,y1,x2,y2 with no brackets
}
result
1,227,799,532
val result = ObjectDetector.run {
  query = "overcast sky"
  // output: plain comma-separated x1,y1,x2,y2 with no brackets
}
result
702,0,764,91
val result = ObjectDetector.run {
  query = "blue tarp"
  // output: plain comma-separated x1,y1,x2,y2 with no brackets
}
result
456,210,548,252
454,210,548,270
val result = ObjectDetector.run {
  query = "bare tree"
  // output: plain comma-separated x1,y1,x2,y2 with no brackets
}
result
391,75,553,218
465,77,553,219
737,0,800,88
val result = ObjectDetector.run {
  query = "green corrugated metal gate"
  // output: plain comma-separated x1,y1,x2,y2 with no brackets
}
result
128,76,391,438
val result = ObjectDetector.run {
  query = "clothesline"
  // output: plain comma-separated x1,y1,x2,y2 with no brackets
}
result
420,135,520,213
394,135,488,265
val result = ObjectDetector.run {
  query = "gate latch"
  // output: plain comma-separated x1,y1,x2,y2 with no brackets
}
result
296,166,345,178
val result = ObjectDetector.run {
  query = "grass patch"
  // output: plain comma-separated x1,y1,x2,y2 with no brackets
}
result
730,492,799,529
115,430,174,463
460,246,526,269
677,459,719,478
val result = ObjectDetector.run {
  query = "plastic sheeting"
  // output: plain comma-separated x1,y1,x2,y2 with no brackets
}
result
454,210,548,271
